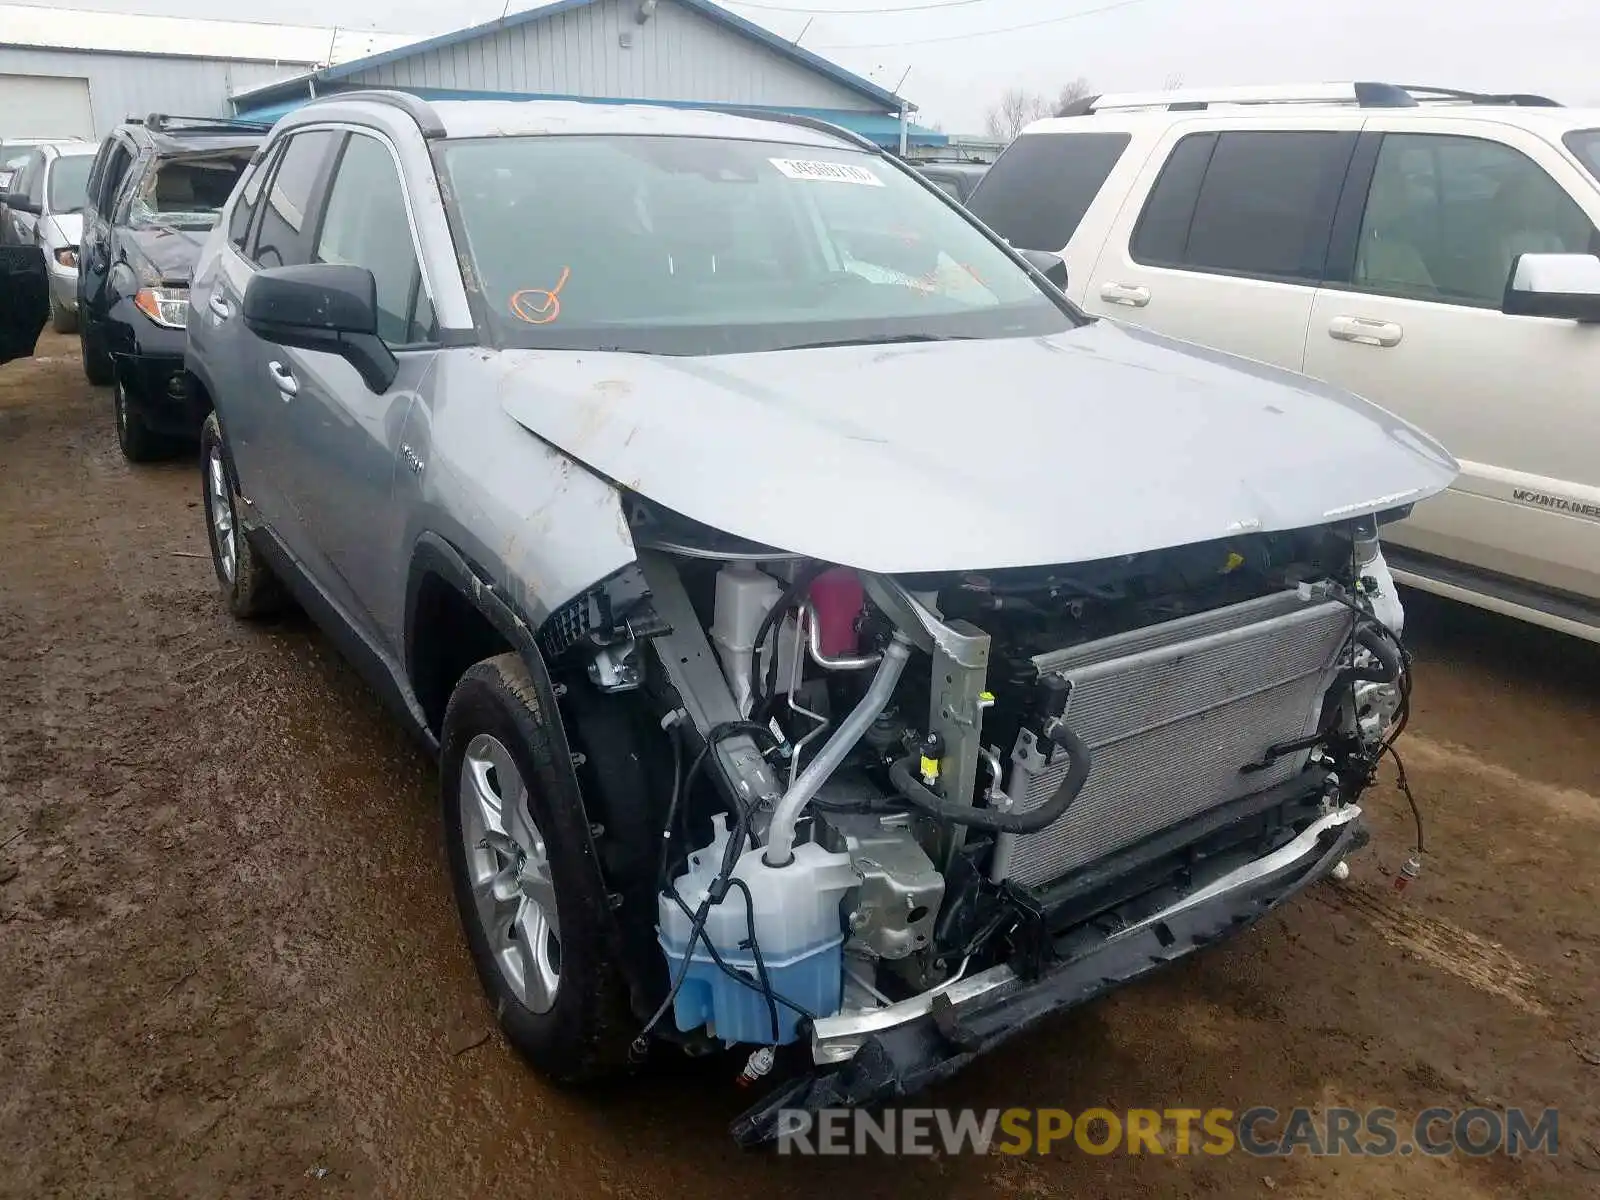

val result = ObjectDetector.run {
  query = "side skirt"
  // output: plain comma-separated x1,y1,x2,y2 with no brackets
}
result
244,523,438,755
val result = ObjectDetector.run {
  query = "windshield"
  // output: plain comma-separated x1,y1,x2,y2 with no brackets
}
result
128,152,252,230
47,154,94,214
1565,130,1600,184
439,135,1075,355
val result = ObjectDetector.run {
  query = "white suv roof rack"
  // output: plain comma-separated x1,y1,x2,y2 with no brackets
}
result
1062,81,1563,116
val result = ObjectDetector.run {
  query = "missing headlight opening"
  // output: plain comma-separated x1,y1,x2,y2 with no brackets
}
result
546,498,1420,1144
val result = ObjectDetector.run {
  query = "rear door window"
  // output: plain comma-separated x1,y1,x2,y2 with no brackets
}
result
966,132,1132,251
1130,133,1217,265
95,142,134,218
83,139,112,208
1132,130,1358,283
228,145,277,252
251,130,340,269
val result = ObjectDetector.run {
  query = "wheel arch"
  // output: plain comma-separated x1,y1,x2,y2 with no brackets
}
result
406,531,655,1019
404,533,555,737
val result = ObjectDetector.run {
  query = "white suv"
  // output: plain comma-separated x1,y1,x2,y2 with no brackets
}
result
969,82,1600,641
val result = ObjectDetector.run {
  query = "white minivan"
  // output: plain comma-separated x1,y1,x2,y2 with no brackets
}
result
969,82,1600,641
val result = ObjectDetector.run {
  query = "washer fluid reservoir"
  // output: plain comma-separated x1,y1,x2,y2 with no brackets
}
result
658,815,856,1045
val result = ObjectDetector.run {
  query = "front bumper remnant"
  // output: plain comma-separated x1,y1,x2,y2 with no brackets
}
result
730,806,1362,1147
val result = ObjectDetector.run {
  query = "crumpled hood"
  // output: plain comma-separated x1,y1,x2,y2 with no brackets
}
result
496,321,1458,574
121,225,205,284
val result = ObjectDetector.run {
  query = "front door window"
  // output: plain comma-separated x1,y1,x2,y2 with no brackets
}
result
1353,133,1598,307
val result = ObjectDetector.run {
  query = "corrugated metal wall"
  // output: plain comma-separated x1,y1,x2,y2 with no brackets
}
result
347,0,879,112
0,48,305,138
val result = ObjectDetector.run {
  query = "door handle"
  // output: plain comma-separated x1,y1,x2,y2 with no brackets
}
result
267,360,298,398
1099,281,1151,308
207,292,232,321
1328,315,1403,347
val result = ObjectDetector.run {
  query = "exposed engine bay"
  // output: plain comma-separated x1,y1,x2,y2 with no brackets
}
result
546,497,1414,1108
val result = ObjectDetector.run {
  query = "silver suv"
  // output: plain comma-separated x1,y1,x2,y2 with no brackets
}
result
0,141,96,332
184,90,1454,1142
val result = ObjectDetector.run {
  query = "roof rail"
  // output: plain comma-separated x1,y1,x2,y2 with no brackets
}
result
1072,82,1418,113
145,113,275,134
1396,84,1563,107
301,90,447,138
699,105,883,154
1065,81,1563,116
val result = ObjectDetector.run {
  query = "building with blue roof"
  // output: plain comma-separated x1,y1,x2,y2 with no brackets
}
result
227,0,946,153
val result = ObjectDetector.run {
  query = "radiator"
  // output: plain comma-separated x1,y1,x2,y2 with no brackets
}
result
999,587,1353,889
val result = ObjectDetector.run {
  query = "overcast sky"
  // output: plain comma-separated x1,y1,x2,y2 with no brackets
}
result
32,0,1600,132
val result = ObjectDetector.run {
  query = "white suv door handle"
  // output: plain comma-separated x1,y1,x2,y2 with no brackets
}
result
1328,315,1403,347
1099,281,1151,308
267,360,299,398
208,292,232,320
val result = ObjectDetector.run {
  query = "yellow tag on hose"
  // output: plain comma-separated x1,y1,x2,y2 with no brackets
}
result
919,755,940,782
1222,551,1246,574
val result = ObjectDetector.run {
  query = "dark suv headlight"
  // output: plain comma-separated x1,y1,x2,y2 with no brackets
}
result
133,286,189,329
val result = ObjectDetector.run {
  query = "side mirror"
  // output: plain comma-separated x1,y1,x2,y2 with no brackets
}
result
243,263,398,393
1502,252,1600,322
1,192,39,215
1019,247,1069,292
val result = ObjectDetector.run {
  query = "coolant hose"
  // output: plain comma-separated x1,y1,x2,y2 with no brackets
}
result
762,633,914,867
1332,625,1403,693
888,721,1093,835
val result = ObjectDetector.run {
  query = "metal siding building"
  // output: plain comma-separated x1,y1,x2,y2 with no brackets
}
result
346,0,878,113
231,0,945,150
0,49,304,139
0,5,417,140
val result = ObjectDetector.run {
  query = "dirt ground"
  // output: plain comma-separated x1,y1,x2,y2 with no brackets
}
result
1,332,1597,1199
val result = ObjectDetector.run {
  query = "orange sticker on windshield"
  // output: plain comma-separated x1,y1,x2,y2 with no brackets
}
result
510,267,571,324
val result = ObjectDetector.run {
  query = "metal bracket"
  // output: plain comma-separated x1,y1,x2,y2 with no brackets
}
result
636,551,782,814
587,638,641,692
928,618,991,869
862,573,989,670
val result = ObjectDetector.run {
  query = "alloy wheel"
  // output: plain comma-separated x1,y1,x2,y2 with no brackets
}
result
207,444,236,583
460,732,562,1013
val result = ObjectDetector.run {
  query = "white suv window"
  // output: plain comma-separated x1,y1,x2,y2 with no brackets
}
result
1353,133,1598,308
966,132,1131,252
1132,131,1356,283
1563,130,1600,183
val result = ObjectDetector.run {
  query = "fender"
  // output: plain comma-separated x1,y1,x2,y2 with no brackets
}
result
184,352,224,427
405,532,554,705
405,532,655,1019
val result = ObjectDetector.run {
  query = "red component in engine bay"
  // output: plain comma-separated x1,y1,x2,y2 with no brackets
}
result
809,568,865,656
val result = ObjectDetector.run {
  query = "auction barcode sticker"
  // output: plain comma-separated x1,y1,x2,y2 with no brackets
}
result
769,157,885,186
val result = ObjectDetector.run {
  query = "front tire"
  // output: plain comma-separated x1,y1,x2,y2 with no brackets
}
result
114,373,167,463
441,653,634,1084
201,412,285,619
80,321,113,385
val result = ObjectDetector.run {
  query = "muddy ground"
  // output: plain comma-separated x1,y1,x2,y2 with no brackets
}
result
1,332,1597,1199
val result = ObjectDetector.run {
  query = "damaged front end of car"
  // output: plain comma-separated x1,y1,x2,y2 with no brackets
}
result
535,492,1421,1145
